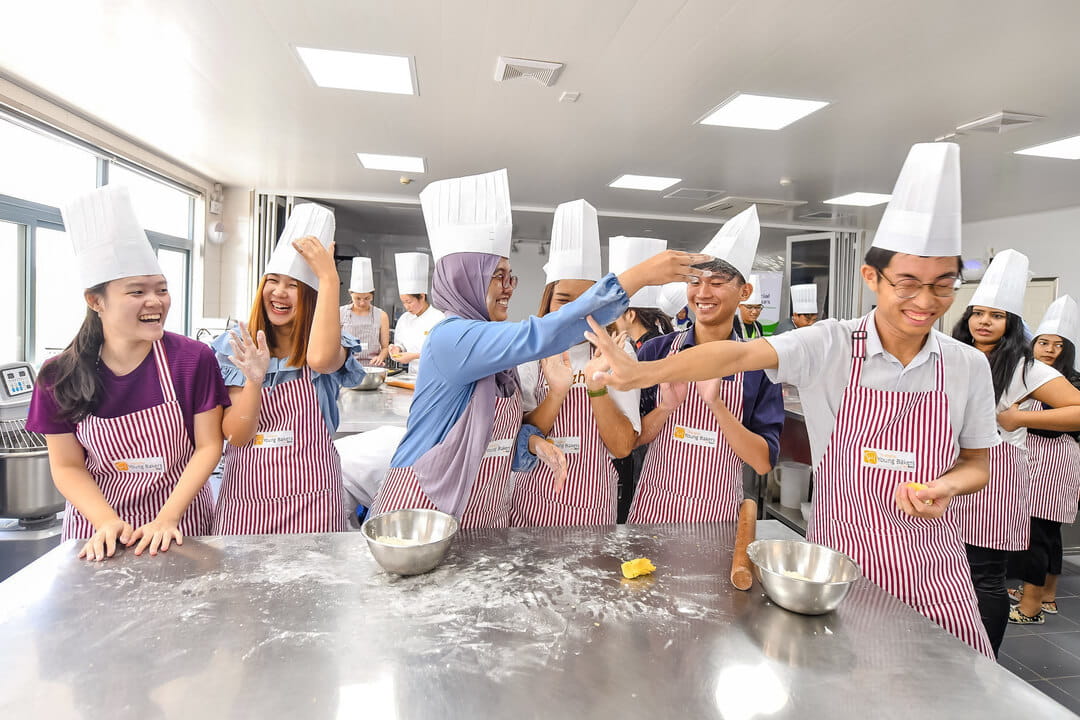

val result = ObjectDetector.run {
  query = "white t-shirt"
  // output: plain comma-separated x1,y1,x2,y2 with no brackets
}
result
997,359,1061,449
517,341,642,435
394,307,446,354
765,311,1001,468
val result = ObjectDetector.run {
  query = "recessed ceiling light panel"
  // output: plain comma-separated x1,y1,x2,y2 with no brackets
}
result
824,192,892,207
698,92,829,130
356,153,426,173
296,46,417,95
609,174,681,191
1015,135,1080,160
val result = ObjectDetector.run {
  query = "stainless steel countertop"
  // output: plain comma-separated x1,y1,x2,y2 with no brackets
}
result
0,522,1068,719
336,383,413,434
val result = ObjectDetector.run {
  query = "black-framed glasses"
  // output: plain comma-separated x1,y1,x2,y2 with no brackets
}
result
742,304,763,312
878,271,960,299
491,272,519,290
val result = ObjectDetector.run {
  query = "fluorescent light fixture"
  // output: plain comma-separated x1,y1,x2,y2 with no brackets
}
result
609,174,681,191
823,192,892,207
356,153,426,173
698,92,829,130
1015,135,1080,160
296,47,417,95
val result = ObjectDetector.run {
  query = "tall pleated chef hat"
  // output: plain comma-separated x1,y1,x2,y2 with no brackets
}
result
349,257,374,293
544,199,602,284
1035,295,1079,345
790,284,818,314
872,142,962,257
395,252,430,295
420,168,512,262
656,281,687,318
62,185,163,289
264,203,336,289
608,237,667,309
742,274,762,305
700,205,760,280
968,249,1029,318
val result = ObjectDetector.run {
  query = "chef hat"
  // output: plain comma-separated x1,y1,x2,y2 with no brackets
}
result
657,282,688,318
1035,295,1079,346
264,203,336,289
609,237,666,309
420,169,512,262
742,274,762,305
872,143,962,257
349,257,374,293
968,249,1029,317
395,252,430,295
791,284,818,314
544,199,602,284
700,205,760,280
62,185,163,289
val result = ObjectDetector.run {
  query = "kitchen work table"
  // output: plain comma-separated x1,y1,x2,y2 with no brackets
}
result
0,521,1069,719
336,382,412,435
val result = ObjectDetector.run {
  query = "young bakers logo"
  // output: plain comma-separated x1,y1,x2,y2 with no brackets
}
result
112,457,166,473
860,447,917,473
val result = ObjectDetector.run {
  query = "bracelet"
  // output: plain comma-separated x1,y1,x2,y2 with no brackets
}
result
587,387,608,398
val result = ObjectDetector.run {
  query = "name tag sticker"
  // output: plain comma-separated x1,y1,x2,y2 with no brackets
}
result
253,431,295,448
547,436,581,454
113,457,165,473
672,425,718,448
483,438,514,459
861,447,917,473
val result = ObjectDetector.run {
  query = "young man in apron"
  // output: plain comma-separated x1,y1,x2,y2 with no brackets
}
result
631,206,783,524
587,143,998,658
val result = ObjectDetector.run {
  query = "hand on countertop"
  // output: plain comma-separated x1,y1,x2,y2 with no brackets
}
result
78,518,135,562
131,515,184,557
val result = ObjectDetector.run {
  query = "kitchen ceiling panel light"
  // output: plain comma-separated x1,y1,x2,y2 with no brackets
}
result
609,174,681,191
1015,135,1080,160
296,47,417,95
823,192,892,207
698,93,829,130
356,153,426,173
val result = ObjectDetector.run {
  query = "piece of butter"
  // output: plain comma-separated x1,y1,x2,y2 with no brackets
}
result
621,557,656,579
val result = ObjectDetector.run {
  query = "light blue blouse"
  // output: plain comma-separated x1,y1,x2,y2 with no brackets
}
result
212,331,365,435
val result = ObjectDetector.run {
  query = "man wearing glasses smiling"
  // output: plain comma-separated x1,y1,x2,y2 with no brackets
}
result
585,143,999,658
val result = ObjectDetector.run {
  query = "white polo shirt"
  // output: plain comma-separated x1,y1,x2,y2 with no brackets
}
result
998,360,1060,450
765,310,1000,468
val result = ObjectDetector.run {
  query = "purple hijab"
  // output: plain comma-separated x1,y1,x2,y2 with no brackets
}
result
413,252,519,516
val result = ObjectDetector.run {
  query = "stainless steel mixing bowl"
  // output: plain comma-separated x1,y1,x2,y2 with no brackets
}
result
351,366,387,391
747,538,861,615
361,508,459,576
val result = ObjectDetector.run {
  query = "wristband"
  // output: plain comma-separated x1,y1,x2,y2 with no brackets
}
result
587,387,608,398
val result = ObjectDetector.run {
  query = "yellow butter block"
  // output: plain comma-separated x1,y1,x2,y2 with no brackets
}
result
621,557,656,579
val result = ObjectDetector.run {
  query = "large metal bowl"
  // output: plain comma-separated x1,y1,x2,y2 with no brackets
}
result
747,538,861,615
361,508,459,575
351,366,387,391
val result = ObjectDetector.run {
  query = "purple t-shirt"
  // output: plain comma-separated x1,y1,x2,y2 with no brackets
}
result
27,332,231,445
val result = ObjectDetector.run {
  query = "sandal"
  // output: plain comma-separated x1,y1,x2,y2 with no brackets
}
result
1042,601,1059,615
1009,606,1045,625
1007,587,1024,603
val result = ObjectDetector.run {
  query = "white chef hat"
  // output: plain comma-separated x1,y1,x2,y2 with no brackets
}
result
62,185,163,289
742,274,762,305
700,205,760,280
349,257,374,293
419,169,512,262
608,236,666,308
872,143,962,257
968,249,1029,317
791,284,818,314
657,281,688,318
395,252,430,295
1035,295,1079,346
544,199,602,284
264,203,336,289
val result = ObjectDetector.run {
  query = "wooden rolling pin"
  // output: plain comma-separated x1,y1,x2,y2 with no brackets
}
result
730,498,757,591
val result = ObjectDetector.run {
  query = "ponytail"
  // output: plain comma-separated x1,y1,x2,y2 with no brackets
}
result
39,285,107,424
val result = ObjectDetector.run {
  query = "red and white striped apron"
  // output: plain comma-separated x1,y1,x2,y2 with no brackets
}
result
214,367,347,534
372,391,521,529
509,359,618,527
811,317,992,658
628,331,744,524
951,439,1031,551
66,341,214,541
1027,429,1080,525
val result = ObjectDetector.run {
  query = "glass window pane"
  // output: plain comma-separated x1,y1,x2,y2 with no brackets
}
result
157,248,188,335
109,165,191,238
0,221,20,360
0,118,97,208
33,227,85,364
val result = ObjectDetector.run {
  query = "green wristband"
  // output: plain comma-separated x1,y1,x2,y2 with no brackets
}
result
587,387,608,398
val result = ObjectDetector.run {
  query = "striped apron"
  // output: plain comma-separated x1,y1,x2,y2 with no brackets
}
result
214,367,347,534
1027,429,1080,525
628,331,744,524
811,317,992,658
67,341,214,541
340,306,383,363
372,391,521,529
951,439,1031,551
509,360,618,527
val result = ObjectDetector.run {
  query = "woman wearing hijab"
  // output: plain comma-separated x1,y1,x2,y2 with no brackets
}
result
340,257,390,366
27,186,228,561
370,170,703,528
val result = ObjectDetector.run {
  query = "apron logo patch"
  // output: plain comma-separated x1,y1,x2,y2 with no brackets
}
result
253,431,295,448
674,427,686,439
483,438,514,459
863,450,878,464
671,425,718,448
860,447,917,473
112,457,165,473
548,437,581,455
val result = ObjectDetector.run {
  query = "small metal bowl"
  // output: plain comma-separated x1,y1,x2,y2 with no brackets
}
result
747,538,860,615
361,508,459,576
351,366,387,391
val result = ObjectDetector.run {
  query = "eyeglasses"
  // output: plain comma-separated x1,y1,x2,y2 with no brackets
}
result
742,304,763,312
878,271,961,299
490,272,519,290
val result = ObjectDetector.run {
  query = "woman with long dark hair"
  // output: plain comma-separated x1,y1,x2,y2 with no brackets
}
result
950,251,1080,652
1007,296,1080,623
27,186,229,561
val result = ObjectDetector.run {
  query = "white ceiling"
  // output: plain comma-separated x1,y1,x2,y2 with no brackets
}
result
4,0,1080,227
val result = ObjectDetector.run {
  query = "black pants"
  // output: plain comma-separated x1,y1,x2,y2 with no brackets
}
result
612,445,649,524
1007,517,1063,586
965,544,1010,657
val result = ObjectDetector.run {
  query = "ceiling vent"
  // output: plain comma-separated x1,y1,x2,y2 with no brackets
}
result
694,195,806,216
664,187,724,201
494,56,564,87
955,111,1044,134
